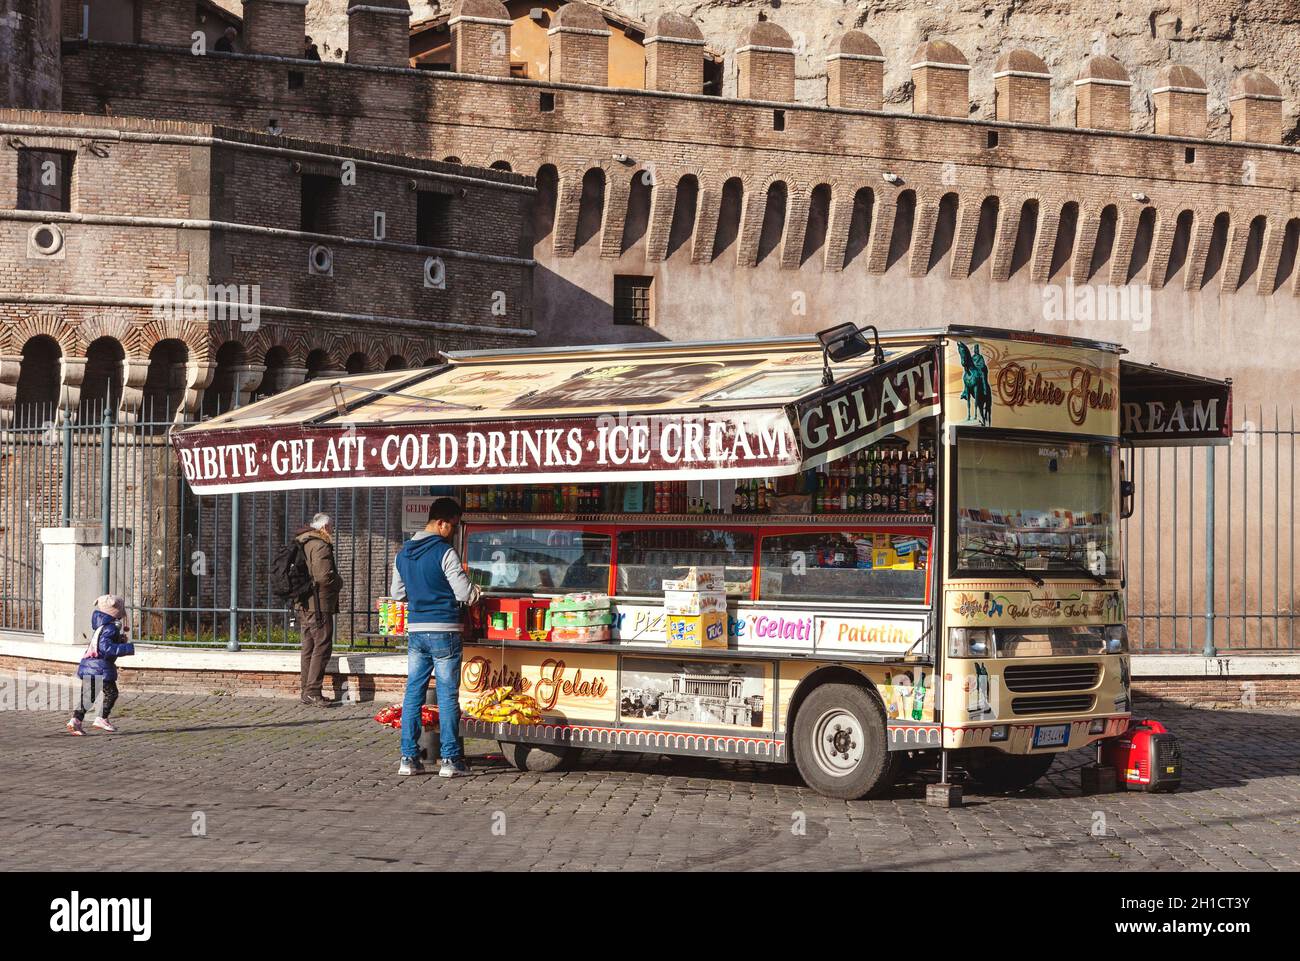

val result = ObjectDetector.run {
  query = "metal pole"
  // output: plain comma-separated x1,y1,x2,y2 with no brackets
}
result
228,382,242,653
1204,445,1216,657
61,416,73,527
100,411,112,594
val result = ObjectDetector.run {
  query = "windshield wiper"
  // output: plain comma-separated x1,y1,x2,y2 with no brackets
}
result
961,548,1045,587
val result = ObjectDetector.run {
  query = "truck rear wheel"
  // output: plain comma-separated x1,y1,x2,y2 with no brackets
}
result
965,750,1055,791
792,683,897,801
498,740,576,773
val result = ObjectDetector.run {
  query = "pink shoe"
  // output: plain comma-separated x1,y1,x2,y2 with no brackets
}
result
66,718,84,736
92,717,117,733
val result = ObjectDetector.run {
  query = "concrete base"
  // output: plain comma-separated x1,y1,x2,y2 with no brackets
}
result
39,527,110,647
926,782,963,808
1080,763,1119,795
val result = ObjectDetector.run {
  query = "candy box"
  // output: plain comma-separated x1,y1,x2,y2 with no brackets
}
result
550,624,611,643
667,610,728,649
549,592,610,612
663,590,728,616
661,566,726,592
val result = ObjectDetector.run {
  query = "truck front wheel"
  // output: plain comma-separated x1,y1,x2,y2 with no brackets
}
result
964,750,1055,791
498,740,577,773
792,683,897,800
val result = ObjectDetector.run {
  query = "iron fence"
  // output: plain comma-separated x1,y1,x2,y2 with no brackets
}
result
1,403,1296,652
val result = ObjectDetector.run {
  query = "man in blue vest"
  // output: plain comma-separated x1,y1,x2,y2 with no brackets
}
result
390,497,481,777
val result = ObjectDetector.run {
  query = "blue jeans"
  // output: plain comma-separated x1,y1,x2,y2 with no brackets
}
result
400,631,463,761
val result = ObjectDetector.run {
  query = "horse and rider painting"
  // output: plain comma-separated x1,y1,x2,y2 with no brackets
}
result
958,342,993,427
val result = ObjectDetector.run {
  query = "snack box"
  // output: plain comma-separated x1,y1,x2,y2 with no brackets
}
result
663,590,728,616
667,609,729,649
549,592,611,612
550,624,611,644
547,608,614,629
661,567,726,593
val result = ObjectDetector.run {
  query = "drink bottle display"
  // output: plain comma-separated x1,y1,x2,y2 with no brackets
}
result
911,670,927,721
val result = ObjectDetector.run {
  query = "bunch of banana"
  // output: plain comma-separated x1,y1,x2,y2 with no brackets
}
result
468,685,544,725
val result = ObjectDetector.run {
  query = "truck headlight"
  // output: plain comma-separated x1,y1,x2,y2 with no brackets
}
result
1104,624,1128,654
948,627,991,658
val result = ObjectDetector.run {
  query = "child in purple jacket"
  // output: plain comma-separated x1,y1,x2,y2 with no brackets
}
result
66,595,134,735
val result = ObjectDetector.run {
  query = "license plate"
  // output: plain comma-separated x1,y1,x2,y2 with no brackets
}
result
1032,723,1070,748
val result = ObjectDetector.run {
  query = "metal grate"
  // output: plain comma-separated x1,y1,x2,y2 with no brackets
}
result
1002,663,1100,693
613,275,653,326
1011,694,1095,716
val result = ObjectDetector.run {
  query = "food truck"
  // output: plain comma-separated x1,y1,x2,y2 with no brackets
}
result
172,325,1231,800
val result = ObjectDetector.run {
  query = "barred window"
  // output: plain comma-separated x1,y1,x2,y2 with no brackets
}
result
613,275,653,326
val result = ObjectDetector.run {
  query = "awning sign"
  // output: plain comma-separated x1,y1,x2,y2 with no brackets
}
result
1119,362,1232,447
791,346,942,470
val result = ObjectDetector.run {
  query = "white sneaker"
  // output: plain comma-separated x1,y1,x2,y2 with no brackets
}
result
92,717,116,733
66,718,84,736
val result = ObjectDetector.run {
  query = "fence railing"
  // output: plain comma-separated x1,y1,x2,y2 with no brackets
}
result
2,404,1296,652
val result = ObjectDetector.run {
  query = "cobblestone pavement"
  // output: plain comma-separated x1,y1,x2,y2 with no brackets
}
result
1,688,1297,871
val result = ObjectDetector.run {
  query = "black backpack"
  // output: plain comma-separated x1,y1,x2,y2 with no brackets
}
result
270,540,313,606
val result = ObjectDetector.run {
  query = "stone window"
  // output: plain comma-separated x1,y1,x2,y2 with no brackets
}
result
17,149,74,212
613,275,653,326
300,173,341,234
417,190,454,247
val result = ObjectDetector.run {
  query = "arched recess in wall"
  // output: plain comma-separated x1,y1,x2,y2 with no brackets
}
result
666,175,698,261
15,335,62,422
756,181,788,265
1087,205,1118,281
1200,212,1231,288
532,165,558,256
926,192,959,274
202,341,247,418
141,339,189,424
1237,215,1267,290
442,156,462,165
256,345,289,400
1165,210,1194,285
885,190,916,272
345,352,369,375
421,356,439,367
621,171,653,255
79,336,124,422
385,355,407,371
1048,201,1079,280
305,349,331,381
712,177,744,262
969,196,999,277
574,168,606,252
1272,219,1300,293
800,184,832,268
844,187,874,269
1126,207,1157,284
490,161,512,172
1008,200,1039,279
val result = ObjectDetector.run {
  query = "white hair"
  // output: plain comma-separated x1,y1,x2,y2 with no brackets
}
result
310,512,331,530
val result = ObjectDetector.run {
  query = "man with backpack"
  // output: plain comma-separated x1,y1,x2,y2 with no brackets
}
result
291,513,343,706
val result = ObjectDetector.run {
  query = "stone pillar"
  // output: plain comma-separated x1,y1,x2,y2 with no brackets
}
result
137,0,198,47
58,354,86,422
263,365,309,395
1229,70,1283,144
826,30,884,111
347,0,412,68
911,39,970,118
1153,64,1208,138
1075,55,1132,131
644,13,705,94
547,1,610,86
241,0,308,57
994,49,1051,124
117,356,151,425
0,353,21,428
736,21,795,102
179,361,216,423
40,527,133,645
229,363,267,407
450,0,512,77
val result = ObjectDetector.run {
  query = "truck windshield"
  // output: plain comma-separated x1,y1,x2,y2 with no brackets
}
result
954,435,1119,578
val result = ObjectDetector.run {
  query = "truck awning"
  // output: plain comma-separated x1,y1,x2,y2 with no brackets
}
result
172,341,942,494
1120,361,1232,447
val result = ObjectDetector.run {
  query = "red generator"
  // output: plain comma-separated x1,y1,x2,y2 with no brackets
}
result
1101,719,1183,792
